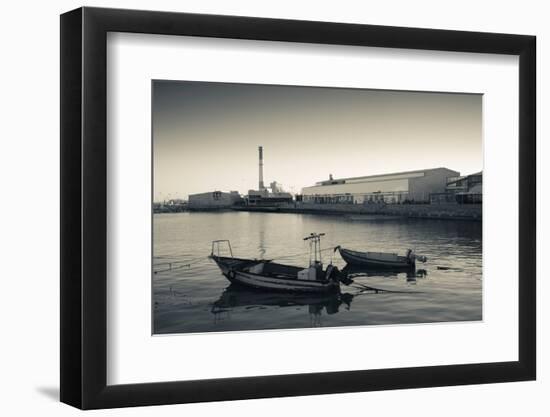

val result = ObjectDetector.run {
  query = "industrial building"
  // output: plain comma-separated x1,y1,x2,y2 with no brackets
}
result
188,191,243,210
431,172,482,204
245,146,293,206
301,168,460,204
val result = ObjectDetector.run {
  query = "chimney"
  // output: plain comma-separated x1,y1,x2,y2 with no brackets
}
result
258,146,264,191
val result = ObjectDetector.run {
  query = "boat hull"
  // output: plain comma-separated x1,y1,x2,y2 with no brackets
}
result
210,256,339,293
338,247,414,269
229,270,338,293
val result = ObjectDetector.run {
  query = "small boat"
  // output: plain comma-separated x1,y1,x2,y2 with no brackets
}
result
209,233,341,293
337,246,427,269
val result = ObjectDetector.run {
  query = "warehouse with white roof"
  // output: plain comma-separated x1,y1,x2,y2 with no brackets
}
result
301,168,460,204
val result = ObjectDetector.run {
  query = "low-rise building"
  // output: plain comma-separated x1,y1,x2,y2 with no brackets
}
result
246,182,293,206
188,191,243,210
301,168,460,204
430,172,482,204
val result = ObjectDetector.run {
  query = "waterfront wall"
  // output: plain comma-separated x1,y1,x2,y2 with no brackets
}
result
277,202,482,220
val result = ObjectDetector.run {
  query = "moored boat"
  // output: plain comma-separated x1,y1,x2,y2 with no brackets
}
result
337,246,427,269
209,234,342,293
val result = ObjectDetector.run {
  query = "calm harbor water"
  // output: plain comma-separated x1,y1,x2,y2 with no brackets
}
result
153,211,482,334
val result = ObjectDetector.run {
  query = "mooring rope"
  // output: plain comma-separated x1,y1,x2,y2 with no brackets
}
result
153,255,207,274
153,256,205,267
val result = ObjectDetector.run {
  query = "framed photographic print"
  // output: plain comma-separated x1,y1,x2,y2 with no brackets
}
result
60,6,536,409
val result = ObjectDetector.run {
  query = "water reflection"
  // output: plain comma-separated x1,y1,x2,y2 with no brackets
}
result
209,264,426,325
212,284,354,312
339,265,427,290
211,284,359,325
341,265,427,280
257,213,267,258
154,212,482,333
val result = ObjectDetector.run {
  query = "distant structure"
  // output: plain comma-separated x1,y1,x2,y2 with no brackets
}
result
301,168,460,204
246,146,293,206
153,199,187,213
188,191,243,210
431,171,482,204
258,145,265,191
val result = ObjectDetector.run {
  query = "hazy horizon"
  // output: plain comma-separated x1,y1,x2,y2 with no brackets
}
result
153,80,482,202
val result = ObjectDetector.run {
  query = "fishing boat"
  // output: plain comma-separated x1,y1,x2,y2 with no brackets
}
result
209,233,342,293
336,246,427,269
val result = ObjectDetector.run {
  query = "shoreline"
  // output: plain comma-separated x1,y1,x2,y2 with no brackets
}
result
155,202,482,221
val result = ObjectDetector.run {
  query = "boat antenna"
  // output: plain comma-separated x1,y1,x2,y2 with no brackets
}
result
303,233,325,267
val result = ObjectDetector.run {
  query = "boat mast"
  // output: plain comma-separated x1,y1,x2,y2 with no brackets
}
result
304,233,325,267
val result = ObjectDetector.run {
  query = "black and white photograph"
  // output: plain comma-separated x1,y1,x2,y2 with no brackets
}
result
152,80,483,334
0,1,537,414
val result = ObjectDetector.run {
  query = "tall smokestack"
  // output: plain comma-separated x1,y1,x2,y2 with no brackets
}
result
258,146,264,191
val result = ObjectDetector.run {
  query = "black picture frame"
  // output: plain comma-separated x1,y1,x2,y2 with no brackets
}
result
60,6,536,410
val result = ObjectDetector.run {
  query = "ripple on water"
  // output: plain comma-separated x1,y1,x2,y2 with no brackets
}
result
153,212,482,334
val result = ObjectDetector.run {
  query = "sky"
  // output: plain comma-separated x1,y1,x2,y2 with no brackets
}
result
153,80,482,201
